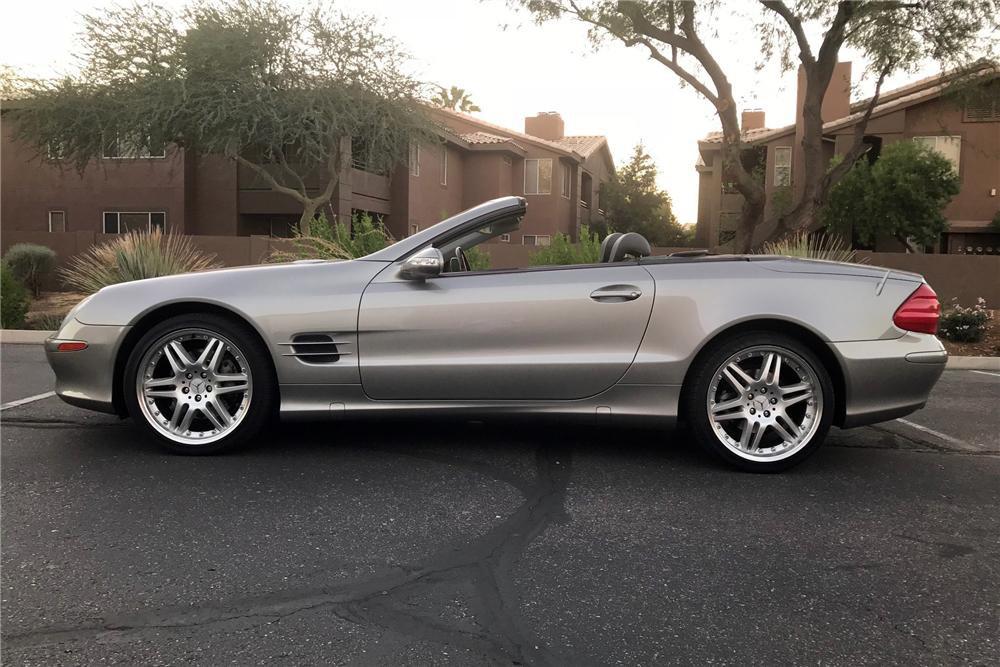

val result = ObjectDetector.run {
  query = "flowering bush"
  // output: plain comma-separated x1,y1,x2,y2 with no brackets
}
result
937,297,991,342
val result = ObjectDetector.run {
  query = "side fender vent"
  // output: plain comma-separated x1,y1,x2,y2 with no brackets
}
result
283,333,348,364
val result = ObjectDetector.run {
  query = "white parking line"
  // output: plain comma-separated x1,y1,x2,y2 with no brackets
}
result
1,391,56,411
896,418,967,447
969,370,1000,379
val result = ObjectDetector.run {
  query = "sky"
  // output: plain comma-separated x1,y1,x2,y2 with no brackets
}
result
0,0,942,224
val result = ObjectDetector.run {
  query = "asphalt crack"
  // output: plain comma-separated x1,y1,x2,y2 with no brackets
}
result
2,443,576,665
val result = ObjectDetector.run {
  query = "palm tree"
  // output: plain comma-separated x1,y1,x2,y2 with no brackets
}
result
432,85,481,113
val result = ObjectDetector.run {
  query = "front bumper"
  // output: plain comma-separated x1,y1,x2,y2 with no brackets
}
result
45,319,130,415
830,332,947,428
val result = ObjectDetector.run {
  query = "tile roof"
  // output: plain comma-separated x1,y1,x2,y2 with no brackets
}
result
700,126,791,145
553,135,608,157
432,107,585,159
699,61,998,146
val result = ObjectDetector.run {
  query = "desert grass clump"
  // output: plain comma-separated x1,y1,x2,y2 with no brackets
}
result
757,231,863,264
61,230,220,294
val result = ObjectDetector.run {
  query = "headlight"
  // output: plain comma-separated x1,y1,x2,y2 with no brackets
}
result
58,294,95,333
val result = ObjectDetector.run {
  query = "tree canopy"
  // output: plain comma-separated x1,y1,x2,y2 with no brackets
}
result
431,85,482,112
822,140,961,251
9,0,435,233
599,144,689,246
510,1,998,251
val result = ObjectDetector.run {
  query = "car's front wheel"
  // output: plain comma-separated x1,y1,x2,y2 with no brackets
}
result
123,313,275,454
685,332,834,472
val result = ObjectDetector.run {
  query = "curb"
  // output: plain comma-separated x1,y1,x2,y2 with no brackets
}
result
946,355,1000,371
1,330,54,344
1,329,998,371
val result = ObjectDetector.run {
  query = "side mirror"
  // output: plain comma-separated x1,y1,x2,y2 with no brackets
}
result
399,247,444,280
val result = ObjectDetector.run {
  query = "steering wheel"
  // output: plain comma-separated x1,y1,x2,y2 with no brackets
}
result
455,246,470,272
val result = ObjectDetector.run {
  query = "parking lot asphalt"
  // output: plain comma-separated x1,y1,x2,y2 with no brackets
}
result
2,344,999,665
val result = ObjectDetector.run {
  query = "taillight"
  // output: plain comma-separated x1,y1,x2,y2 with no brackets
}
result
893,283,940,334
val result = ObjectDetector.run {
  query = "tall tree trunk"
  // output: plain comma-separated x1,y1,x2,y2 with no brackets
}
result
298,200,320,236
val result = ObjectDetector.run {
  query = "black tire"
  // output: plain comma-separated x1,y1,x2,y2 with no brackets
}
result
123,313,276,454
684,331,835,473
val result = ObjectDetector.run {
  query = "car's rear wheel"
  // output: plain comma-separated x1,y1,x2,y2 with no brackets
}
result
123,313,275,454
685,332,834,472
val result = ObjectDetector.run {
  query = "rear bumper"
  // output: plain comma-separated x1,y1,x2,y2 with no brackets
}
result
45,319,130,415
830,333,946,428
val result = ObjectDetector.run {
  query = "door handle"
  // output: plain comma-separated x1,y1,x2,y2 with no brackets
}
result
590,285,642,302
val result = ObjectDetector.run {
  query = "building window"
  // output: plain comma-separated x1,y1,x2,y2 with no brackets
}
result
561,164,571,198
409,143,420,177
773,147,792,187
913,135,961,173
409,223,420,236
103,211,166,234
524,158,553,195
440,147,448,186
522,234,551,247
102,133,165,159
499,233,510,243
48,210,66,232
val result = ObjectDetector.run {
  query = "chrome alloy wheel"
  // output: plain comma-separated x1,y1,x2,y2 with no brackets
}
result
706,345,822,462
135,329,253,445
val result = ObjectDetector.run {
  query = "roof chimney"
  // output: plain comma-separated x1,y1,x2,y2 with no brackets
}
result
524,112,564,141
741,109,766,132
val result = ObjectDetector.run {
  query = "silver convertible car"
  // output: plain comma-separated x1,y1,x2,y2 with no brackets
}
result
46,196,946,471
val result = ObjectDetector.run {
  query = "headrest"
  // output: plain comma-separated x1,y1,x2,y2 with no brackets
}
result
609,232,652,262
599,233,622,263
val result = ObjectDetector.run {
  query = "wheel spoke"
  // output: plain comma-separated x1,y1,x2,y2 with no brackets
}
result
722,363,754,392
167,401,187,431
200,403,225,431
771,416,799,444
162,345,185,373
196,337,221,368
144,376,177,397
206,398,233,427
779,382,810,397
711,397,744,414
758,352,777,383
178,404,196,433
213,383,248,396
748,423,767,452
739,421,756,448
783,390,814,408
214,372,248,384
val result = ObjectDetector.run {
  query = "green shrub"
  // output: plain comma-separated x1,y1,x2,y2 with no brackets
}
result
465,246,491,270
757,231,862,263
60,229,220,293
529,226,603,266
1,263,30,328
3,243,56,297
268,211,393,262
938,297,991,343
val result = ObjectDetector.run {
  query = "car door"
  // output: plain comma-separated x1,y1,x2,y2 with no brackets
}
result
357,263,654,400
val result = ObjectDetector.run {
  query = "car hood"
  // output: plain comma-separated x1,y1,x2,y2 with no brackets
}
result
73,258,390,326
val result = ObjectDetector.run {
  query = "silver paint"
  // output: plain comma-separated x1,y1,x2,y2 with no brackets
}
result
46,196,945,433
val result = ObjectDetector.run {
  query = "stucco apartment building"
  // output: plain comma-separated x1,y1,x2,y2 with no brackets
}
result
695,62,1000,254
0,109,613,249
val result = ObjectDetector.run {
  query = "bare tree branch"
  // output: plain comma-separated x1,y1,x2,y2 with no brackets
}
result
760,1,814,65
